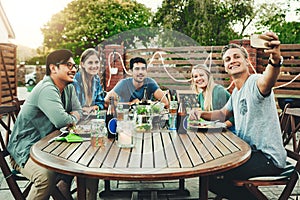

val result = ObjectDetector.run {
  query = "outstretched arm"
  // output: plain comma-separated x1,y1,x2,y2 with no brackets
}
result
257,32,283,96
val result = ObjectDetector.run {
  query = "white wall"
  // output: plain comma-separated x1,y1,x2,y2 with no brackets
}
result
0,18,9,42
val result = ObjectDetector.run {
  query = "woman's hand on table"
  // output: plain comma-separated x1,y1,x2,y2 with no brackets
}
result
189,108,203,120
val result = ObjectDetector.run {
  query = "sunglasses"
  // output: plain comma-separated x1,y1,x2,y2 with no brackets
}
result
56,62,79,71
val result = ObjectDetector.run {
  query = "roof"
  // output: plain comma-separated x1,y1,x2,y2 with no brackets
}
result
0,1,15,39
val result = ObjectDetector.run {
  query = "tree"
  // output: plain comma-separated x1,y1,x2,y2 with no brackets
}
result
152,0,300,45
41,0,152,58
254,2,300,44
152,0,257,46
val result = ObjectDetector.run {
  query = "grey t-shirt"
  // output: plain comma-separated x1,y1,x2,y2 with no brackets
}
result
225,74,286,168
113,77,159,102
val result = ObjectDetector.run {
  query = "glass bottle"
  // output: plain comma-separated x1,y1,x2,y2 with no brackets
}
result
106,96,117,139
140,86,149,105
176,99,187,134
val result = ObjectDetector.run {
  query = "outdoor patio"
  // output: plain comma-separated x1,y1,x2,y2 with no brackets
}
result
0,88,299,200
0,172,300,199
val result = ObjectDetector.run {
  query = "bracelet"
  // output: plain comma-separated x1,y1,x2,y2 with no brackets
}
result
268,56,283,68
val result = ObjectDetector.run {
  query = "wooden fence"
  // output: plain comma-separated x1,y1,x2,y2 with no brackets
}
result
124,46,229,91
0,43,17,104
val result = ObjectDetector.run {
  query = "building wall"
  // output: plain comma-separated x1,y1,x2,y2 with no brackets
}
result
0,18,9,42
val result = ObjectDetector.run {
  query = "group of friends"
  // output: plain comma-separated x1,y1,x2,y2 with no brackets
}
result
7,31,286,200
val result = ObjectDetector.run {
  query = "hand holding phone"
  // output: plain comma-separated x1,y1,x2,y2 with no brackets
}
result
250,34,273,49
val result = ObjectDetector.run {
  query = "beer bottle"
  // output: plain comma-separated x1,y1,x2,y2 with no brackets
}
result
140,86,149,105
176,99,187,134
106,96,117,138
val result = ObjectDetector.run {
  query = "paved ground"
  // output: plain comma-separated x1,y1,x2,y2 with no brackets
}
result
0,87,300,199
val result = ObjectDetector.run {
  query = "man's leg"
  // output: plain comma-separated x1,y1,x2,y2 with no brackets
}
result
16,157,57,200
209,150,283,199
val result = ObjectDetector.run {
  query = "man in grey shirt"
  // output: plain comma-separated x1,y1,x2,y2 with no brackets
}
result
7,49,81,200
190,32,286,199
105,57,169,107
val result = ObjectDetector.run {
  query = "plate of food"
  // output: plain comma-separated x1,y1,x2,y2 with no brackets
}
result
188,119,226,131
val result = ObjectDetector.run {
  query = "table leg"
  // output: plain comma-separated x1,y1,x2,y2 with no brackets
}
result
179,178,185,190
77,177,86,199
104,180,111,192
199,176,208,200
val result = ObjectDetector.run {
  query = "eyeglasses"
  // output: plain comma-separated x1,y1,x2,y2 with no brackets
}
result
56,62,79,71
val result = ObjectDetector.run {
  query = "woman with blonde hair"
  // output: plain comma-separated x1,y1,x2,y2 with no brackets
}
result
73,48,105,114
191,64,234,130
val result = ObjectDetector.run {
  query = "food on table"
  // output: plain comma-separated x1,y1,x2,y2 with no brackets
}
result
136,124,151,132
188,118,214,128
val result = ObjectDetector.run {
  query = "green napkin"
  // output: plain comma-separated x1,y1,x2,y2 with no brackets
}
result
54,133,83,143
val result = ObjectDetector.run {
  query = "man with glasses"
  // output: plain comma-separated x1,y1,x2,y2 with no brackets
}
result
7,49,82,200
105,57,169,107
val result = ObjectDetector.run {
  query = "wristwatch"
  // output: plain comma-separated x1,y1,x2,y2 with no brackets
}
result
268,56,283,67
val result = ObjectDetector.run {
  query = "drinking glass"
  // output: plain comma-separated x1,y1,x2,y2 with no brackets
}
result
116,120,135,148
90,119,107,147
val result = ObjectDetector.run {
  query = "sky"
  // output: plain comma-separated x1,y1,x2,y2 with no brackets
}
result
1,0,298,49
1,0,163,48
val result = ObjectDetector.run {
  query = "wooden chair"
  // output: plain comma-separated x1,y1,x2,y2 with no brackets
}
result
233,103,300,200
0,104,66,200
280,103,292,147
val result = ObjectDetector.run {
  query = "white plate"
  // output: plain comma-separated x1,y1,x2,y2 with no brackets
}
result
188,122,225,130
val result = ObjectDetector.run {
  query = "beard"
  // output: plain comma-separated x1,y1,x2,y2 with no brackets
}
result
133,75,145,83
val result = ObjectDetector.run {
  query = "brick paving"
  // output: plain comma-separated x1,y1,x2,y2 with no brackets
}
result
0,87,299,199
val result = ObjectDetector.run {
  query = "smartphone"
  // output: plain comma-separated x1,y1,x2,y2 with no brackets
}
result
250,34,272,49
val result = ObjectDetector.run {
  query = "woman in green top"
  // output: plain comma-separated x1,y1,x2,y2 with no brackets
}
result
191,64,234,130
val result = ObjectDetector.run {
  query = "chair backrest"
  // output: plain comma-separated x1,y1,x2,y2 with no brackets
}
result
12,97,25,117
280,103,292,146
284,107,300,153
0,105,19,148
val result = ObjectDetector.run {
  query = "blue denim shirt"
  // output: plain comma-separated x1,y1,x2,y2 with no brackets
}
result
73,71,105,110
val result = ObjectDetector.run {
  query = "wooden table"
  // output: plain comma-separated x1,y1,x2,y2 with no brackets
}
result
30,128,251,200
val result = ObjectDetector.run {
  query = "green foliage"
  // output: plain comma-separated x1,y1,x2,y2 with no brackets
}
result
152,0,300,45
152,0,250,46
275,22,300,44
255,2,300,44
41,0,152,58
26,55,47,65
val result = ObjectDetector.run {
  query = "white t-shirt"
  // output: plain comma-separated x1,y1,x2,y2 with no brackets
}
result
225,74,286,168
